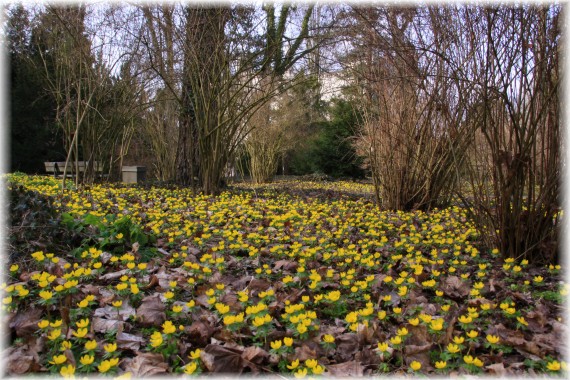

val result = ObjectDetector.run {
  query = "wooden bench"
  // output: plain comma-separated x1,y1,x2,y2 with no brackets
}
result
44,161,103,177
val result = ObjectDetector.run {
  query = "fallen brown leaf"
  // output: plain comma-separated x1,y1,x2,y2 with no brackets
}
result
9,307,43,337
121,352,169,377
201,344,246,373
335,333,359,361
136,294,166,327
117,332,145,351
326,360,364,376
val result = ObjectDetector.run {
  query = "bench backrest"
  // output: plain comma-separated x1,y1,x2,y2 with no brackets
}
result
44,161,103,174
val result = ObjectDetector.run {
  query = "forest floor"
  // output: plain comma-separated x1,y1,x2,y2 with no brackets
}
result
3,173,567,377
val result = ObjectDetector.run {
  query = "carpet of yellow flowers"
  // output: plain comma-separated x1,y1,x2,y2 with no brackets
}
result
3,174,567,377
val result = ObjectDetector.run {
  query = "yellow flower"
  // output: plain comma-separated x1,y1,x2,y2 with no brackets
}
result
393,307,402,314
446,343,460,354
547,361,561,371
80,354,95,365
189,349,201,360
458,315,472,324
60,341,72,350
516,316,528,326
430,318,444,331
10,264,19,272
463,355,474,364
408,317,420,326
150,331,163,347
345,312,358,324
85,340,97,351
287,359,300,370
533,276,544,283
312,364,325,375
435,361,447,369
164,291,174,299
294,368,308,378
453,336,464,344
48,329,62,341
466,330,478,338
271,340,282,350
112,300,123,308
104,343,117,353
72,328,89,338
98,360,113,373
39,290,53,301
60,364,75,378
76,319,90,328
162,320,176,334
377,342,389,352
38,320,50,329
486,335,500,344
390,336,402,345
49,354,67,365
396,327,409,336
473,357,484,367
284,337,293,347
305,359,318,369
322,334,335,343
377,310,386,320
441,304,450,312
184,361,198,375
410,361,421,371
215,303,230,315
78,299,89,308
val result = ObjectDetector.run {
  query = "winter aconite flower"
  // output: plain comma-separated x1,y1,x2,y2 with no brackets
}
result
60,364,75,378
547,361,561,371
150,331,163,347
162,321,176,334
410,361,421,371
80,355,95,365
104,343,117,353
184,362,198,375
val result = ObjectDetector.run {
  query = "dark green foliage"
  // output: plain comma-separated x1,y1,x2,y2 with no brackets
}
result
8,178,65,265
61,211,156,261
8,5,64,173
288,99,366,179
314,99,365,179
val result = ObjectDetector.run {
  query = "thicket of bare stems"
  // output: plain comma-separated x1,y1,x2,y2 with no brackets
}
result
459,6,562,263
243,78,313,184
348,5,561,262
349,8,473,211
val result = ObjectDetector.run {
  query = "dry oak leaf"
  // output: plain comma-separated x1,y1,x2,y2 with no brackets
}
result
136,294,166,327
335,333,360,362
94,302,136,321
486,362,507,376
187,320,215,346
2,343,42,375
201,344,247,373
121,352,169,377
92,317,124,334
241,346,269,365
117,332,145,351
293,342,319,362
9,307,43,337
403,343,432,370
326,360,365,376
441,276,470,298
